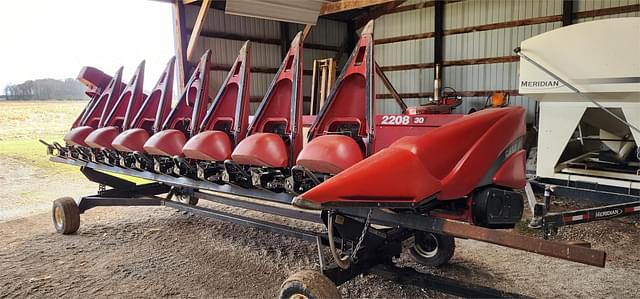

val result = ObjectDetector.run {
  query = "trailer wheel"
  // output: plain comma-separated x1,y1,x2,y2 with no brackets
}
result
409,232,455,267
278,270,341,299
175,194,199,206
52,197,80,235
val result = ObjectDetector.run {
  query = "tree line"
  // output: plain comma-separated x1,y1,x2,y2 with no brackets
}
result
3,78,88,100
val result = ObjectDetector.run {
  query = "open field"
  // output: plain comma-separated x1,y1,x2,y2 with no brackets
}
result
0,100,639,297
0,100,87,173
0,100,96,222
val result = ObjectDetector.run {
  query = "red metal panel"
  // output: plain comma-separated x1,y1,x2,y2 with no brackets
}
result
373,114,464,152
232,133,289,167
102,61,146,130
143,129,187,157
111,128,150,153
295,107,526,207
199,41,251,144
63,126,95,147
78,67,124,130
84,126,120,150
111,57,176,153
437,108,525,199
182,131,232,161
72,66,112,129
183,42,252,162
234,33,304,166
64,68,124,147
296,22,373,174
297,135,364,174
85,62,147,150
130,57,176,133
297,147,442,205
492,149,527,189
307,36,372,139
142,51,212,156
96,68,125,128
161,50,211,136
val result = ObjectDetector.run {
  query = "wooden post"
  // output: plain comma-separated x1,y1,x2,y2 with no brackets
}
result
186,0,212,62
173,0,189,91
302,24,313,41
375,62,407,112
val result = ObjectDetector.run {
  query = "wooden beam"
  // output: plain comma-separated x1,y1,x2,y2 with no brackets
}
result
195,29,340,52
374,4,639,45
199,30,280,44
385,0,435,15
353,0,406,29
211,64,314,76
376,15,561,44
302,24,313,41
250,96,312,103
376,32,435,45
186,0,211,62
375,62,407,112
444,15,562,35
382,0,461,16
173,0,189,91
320,0,395,15
183,0,200,5
562,0,574,26
574,4,639,18
211,64,278,74
379,55,520,72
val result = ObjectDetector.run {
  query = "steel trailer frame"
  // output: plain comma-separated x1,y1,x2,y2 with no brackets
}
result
70,164,527,298
49,155,611,296
528,178,640,238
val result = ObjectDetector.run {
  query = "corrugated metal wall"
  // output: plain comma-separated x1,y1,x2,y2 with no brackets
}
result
576,0,640,21
183,1,639,121
185,5,346,114
374,0,639,121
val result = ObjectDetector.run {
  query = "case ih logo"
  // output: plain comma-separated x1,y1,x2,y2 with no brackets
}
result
595,209,623,218
520,80,561,88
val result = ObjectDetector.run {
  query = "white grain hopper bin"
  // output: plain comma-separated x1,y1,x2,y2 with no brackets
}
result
518,17,640,192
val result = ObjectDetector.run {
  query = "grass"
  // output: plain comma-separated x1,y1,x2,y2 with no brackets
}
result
0,100,148,183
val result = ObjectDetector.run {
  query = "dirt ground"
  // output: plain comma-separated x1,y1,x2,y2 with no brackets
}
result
1,101,640,298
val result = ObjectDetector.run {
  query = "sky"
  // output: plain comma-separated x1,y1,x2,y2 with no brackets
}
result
0,0,175,93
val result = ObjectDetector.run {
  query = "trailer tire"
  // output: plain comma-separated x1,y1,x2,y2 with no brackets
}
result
278,270,341,299
409,232,455,267
52,197,80,235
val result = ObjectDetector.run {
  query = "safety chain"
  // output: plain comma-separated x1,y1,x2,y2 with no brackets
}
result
350,208,372,262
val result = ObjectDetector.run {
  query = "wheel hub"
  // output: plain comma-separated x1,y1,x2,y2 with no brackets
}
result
415,233,439,258
53,206,63,227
